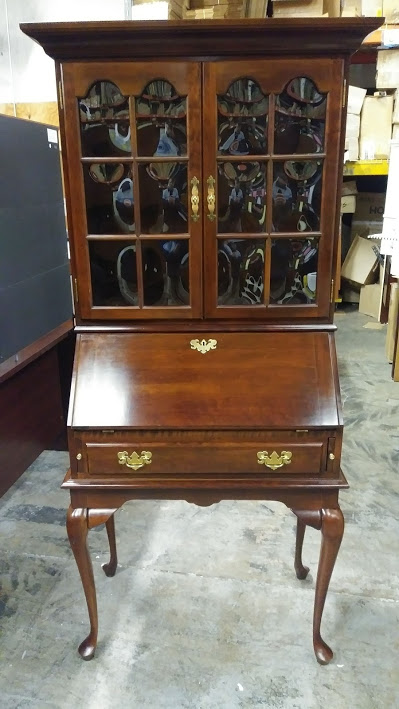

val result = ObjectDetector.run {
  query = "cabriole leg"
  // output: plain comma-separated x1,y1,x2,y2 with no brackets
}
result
66,506,98,660
294,517,310,580
102,514,118,577
313,507,345,665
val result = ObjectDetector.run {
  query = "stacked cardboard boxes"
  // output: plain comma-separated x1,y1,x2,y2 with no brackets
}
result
341,192,384,306
360,92,394,159
271,0,340,16
271,0,380,15
345,86,366,162
376,49,399,142
186,0,245,18
168,0,190,19
345,83,394,162
341,0,382,15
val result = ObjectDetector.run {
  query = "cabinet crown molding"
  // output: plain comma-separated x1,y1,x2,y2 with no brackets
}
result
20,18,382,62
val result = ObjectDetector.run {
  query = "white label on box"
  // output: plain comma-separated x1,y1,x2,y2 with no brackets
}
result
47,128,58,144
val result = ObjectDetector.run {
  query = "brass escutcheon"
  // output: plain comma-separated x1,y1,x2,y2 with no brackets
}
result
190,176,200,222
190,338,217,354
207,175,216,221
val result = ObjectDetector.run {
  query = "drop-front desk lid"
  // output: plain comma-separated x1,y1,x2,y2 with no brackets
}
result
69,332,341,430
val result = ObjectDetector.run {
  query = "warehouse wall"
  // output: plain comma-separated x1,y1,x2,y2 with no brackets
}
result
0,0,127,121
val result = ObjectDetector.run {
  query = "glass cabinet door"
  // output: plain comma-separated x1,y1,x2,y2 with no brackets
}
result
62,62,202,319
202,59,344,319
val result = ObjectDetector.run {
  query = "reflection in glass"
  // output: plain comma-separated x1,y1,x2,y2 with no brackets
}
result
142,240,189,306
136,80,187,157
89,240,137,306
270,238,318,305
139,163,188,234
137,118,187,157
275,77,326,154
79,81,130,157
218,78,268,155
218,162,266,233
272,160,322,232
218,239,265,306
83,164,135,234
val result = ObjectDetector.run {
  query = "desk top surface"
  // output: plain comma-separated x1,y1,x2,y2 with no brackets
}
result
69,331,341,430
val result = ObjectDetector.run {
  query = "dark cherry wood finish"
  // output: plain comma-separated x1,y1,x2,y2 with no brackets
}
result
21,18,382,664
0,349,64,497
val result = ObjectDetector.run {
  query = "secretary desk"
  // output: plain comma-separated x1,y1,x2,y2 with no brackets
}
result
21,17,381,663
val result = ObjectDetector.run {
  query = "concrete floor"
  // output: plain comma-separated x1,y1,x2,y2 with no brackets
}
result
1,310,399,709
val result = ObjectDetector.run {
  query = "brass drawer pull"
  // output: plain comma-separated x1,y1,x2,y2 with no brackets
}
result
257,450,292,470
190,338,217,354
118,450,152,471
207,175,216,221
190,176,200,222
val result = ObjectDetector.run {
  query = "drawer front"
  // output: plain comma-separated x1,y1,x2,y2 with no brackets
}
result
82,439,328,477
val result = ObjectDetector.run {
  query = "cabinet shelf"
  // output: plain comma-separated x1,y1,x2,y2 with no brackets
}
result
81,117,129,124
218,111,267,117
136,113,186,119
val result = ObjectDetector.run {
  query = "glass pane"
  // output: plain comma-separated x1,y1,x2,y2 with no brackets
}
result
79,81,130,157
138,163,188,234
136,80,187,157
274,77,326,155
83,164,135,235
218,162,266,234
89,240,137,306
272,160,322,233
218,239,265,306
218,79,268,155
137,119,187,158
270,238,319,305
142,239,189,306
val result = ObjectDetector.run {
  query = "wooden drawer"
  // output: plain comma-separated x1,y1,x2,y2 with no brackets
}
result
79,435,330,477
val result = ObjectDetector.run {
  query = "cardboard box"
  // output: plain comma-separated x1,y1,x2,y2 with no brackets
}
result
392,89,399,123
342,180,358,196
341,0,361,15
386,283,399,362
361,0,383,14
353,192,385,222
345,137,359,161
359,281,383,318
360,94,394,159
376,49,399,89
382,0,399,25
341,195,356,213
347,85,367,115
341,283,361,303
351,221,384,239
342,0,382,16
323,0,340,15
351,192,384,240
272,0,324,17
341,234,380,285
393,90,399,123
346,112,361,139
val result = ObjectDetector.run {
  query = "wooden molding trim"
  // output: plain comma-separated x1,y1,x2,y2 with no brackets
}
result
20,18,383,61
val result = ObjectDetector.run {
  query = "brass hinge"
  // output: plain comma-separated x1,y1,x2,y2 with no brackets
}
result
330,279,335,302
342,79,347,109
73,277,79,304
58,79,64,111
